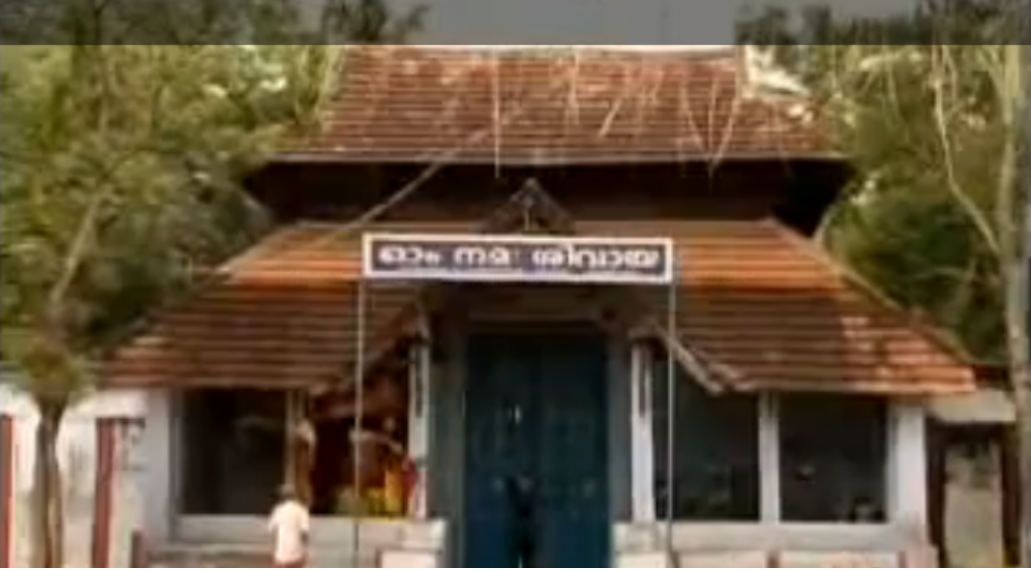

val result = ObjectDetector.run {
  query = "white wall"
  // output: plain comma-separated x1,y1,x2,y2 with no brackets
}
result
0,384,147,568
943,441,1006,567
140,388,174,545
887,400,929,535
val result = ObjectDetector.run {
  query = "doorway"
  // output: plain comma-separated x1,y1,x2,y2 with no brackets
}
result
463,331,610,567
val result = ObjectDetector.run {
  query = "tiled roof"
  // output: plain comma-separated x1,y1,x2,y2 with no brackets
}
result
277,46,835,166
105,220,972,395
104,225,421,390
583,220,975,395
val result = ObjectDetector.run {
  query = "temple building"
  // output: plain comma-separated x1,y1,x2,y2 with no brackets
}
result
1,46,981,567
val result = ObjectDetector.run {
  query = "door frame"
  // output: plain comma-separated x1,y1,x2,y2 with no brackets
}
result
432,321,631,567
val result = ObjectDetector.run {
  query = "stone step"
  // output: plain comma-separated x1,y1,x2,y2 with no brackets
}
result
149,543,375,568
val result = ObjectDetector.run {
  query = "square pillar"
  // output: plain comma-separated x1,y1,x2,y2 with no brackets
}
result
408,332,432,519
888,400,929,536
630,343,656,522
759,393,781,523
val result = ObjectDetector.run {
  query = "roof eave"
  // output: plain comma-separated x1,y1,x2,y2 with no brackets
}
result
268,150,847,167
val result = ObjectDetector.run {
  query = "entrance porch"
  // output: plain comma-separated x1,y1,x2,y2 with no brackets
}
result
424,302,939,567
133,284,940,567
107,220,974,567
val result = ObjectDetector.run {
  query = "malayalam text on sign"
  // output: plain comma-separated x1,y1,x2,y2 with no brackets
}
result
362,233,675,285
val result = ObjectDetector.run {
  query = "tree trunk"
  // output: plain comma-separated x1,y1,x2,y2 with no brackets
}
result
31,402,65,568
1022,231,1031,568
1009,291,1031,567
997,41,1031,567
1009,313,1031,567
1021,38,1031,570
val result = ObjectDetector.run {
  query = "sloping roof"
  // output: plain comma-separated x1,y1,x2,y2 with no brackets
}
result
276,45,835,166
105,219,972,395
583,219,974,395
104,226,421,389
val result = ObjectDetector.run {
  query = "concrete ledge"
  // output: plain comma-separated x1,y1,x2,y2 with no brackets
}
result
149,543,379,567
615,549,933,569
615,551,670,567
175,515,445,548
777,551,901,567
612,524,939,568
379,549,441,567
679,551,769,567
166,517,447,567
615,522,910,553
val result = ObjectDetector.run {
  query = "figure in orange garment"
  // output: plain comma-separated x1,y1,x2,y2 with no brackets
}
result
379,418,408,516
317,373,410,514
347,418,417,517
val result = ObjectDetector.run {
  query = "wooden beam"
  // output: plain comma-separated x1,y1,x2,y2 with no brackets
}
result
646,322,728,395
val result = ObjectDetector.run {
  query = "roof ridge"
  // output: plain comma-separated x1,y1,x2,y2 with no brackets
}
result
354,44,739,56
278,44,836,165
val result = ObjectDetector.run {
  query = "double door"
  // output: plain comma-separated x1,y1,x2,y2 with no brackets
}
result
463,332,610,567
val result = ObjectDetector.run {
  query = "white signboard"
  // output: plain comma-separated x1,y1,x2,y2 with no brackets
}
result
363,233,675,286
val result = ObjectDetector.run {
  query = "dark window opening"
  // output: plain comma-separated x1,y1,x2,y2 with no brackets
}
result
179,358,414,517
652,349,760,521
180,389,285,515
779,394,887,522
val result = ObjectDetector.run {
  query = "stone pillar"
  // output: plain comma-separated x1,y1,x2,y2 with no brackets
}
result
889,401,929,536
630,343,656,522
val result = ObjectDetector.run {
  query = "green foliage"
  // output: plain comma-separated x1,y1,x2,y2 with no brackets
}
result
1,45,333,398
1,0,427,405
1,0,426,45
318,0,429,43
737,0,1026,83
736,1,1028,364
1,3,427,566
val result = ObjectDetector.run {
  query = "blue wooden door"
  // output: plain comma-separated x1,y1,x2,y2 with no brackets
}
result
535,334,610,567
464,332,610,568
464,334,541,567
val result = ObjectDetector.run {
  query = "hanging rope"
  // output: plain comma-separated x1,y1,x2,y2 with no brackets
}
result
351,278,367,565
665,268,678,561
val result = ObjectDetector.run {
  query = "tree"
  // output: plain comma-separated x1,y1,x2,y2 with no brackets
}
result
1,0,426,45
2,43,318,567
1025,59,1031,570
737,1,1030,564
0,3,425,567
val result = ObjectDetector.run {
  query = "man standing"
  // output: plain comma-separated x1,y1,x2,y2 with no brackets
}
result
268,485,311,568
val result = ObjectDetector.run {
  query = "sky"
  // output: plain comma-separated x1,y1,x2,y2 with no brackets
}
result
386,0,920,45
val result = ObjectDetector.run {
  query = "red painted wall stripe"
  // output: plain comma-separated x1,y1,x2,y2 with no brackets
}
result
1,415,14,568
92,419,116,568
